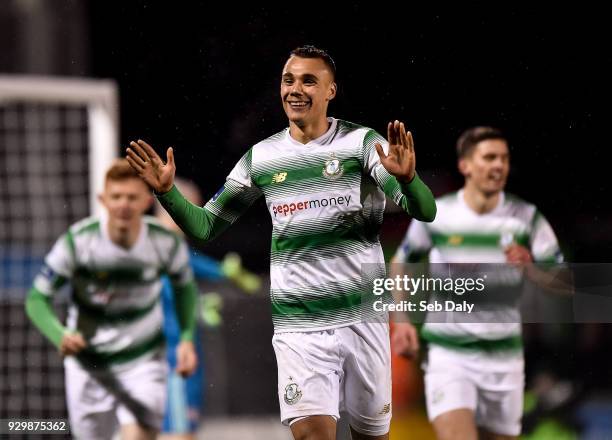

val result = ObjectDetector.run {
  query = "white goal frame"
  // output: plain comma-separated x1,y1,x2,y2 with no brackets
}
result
0,75,119,216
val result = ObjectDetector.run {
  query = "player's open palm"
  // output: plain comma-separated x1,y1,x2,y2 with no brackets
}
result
126,140,176,194
376,120,416,183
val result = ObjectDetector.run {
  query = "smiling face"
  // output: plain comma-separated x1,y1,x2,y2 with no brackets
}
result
459,139,510,195
280,55,336,129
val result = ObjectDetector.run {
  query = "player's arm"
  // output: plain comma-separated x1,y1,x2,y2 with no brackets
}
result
168,238,200,376
389,220,433,358
366,121,437,222
126,140,262,243
25,234,86,355
520,211,573,295
26,287,67,348
173,280,199,377
172,282,198,342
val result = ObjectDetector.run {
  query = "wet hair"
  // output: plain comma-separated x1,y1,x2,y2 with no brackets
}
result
289,45,336,80
456,126,507,158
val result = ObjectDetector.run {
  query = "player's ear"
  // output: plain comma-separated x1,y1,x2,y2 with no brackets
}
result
458,158,470,178
144,193,154,210
327,82,337,101
97,193,106,207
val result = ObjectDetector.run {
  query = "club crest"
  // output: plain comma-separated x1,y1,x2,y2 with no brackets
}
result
322,153,344,180
284,382,302,405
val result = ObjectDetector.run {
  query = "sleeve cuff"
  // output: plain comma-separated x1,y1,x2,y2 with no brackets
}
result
398,172,423,194
155,184,179,200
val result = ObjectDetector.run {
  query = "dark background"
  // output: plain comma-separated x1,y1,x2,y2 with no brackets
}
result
1,1,610,430
78,3,608,267
1,3,608,264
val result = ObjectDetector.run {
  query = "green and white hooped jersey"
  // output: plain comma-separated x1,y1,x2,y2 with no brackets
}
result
395,190,563,350
33,214,193,369
205,118,413,332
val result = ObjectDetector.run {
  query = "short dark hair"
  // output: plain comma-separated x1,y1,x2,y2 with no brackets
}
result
289,45,336,80
456,126,507,158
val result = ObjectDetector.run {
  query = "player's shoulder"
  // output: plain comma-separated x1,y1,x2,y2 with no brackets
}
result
143,216,182,240
409,191,460,230
503,192,538,218
248,128,290,164
68,216,101,237
336,119,369,133
336,119,376,142
435,191,460,208
253,128,288,150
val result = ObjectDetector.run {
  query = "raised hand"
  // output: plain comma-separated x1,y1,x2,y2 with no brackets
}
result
125,140,176,194
375,120,416,183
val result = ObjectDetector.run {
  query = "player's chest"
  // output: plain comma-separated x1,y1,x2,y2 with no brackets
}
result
252,146,363,198
430,211,531,248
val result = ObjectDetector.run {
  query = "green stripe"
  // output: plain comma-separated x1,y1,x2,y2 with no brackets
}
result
271,290,383,316
209,188,254,215
252,146,357,176
271,277,369,299
363,129,384,152
254,158,361,188
74,295,159,323
536,255,559,263
74,220,100,236
381,173,399,197
261,174,360,200
77,332,164,368
74,266,159,284
270,240,377,266
422,328,522,352
65,231,76,264
272,215,366,239
272,291,363,316
431,232,529,248
147,221,178,238
206,180,260,220
271,224,371,252
531,209,542,229
51,274,68,289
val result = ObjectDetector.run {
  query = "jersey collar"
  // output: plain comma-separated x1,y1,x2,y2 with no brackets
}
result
285,117,338,147
458,189,505,216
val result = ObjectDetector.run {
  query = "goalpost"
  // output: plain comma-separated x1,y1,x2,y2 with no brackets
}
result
0,75,118,421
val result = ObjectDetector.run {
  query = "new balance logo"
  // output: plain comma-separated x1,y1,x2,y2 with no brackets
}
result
379,403,391,415
272,172,287,183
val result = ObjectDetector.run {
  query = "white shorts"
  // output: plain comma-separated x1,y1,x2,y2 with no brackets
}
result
64,354,167,440
423,344,524,436
272,319,392,437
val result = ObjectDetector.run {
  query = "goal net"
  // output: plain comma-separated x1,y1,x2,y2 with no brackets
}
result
0,76,118,424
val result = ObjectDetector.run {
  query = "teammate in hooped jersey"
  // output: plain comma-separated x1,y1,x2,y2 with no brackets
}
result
26,159,199,440
392,127,564,439
126,45,437,440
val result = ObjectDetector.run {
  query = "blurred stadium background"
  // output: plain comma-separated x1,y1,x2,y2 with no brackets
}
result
0,2,610,439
